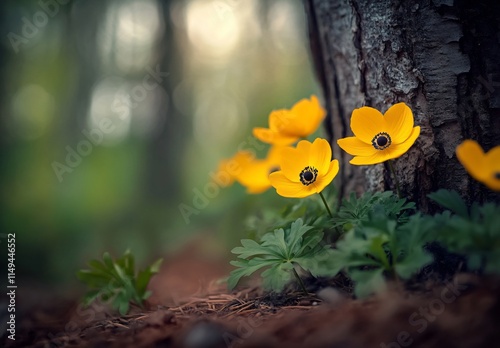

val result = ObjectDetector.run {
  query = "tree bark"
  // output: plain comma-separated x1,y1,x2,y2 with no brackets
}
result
304,0,500,211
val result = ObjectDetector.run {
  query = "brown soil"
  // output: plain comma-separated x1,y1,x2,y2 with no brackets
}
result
3,239,500,348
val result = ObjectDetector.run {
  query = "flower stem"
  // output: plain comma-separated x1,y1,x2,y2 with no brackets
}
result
292,266,308,296
319,191,333,219
388,160,401,198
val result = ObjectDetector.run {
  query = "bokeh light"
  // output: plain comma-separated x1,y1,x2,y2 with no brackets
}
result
0,0,320,286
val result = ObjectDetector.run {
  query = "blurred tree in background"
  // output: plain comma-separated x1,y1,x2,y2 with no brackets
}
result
0,0,320,286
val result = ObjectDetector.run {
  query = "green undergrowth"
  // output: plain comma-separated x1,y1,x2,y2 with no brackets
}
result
228,189,500,297
77,250,162,315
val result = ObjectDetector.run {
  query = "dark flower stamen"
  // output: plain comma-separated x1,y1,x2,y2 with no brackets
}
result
372,132,392,150
299,166,318,186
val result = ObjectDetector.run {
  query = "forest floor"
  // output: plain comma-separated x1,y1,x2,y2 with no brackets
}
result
3,238,500,348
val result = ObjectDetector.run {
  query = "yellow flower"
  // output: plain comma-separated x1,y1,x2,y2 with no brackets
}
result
456,140,500,191
253,95,326,145
213,151,253,187
236,146,283,194
269,138,339,198
337,103,420,165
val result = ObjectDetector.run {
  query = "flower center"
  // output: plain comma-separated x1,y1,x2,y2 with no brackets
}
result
494,172,500,180
299,166,318,186
372,132,392,150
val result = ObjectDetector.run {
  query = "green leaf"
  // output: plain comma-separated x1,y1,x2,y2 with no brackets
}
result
148,258,163,274
82,289,103,306
77,270,111,288
261,262,293,292
121,249,135,278
350,268,386,298
228,218,326,292
79,251,162,315
227,259,278,290
395,248,433,279
332,191,414,231
136,270,152,296
88,260,114,277
102,252,115,269
287,219,315,257
428,189,468,218
296,248,342,277
232,239,282,259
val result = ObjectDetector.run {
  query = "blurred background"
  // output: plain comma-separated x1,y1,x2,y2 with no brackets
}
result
0,0,321,288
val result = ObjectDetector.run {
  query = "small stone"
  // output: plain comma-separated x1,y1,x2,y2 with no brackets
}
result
183,321,229,348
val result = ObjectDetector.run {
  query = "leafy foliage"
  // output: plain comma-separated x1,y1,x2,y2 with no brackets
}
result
229,218,336,292
231,187,500,299
332,191,415,232
428,189,469,218
428,190,500,273
328,214,433,297
245,186,336,239
77,250,162,315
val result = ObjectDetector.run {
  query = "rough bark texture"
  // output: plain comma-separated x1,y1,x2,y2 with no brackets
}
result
305,0,500,211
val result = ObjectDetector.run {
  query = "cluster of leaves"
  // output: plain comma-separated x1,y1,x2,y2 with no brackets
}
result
231,191,421,295
331,191,415,232
427,189,500,273
228,218,336,292
329,214,434,297
77,250,162,315
231,189,500,298
245,187,337,240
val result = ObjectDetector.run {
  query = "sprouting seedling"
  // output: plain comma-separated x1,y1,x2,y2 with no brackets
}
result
77,250,162,315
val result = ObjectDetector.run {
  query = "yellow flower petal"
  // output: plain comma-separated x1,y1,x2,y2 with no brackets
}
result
349,126,420,165
269,110,293,133
280,146,308,182
253,127,298,145
337,136,378,156
456,140,488,181
266,145,285,163
384,102,414,144
312,160,339,193
253,96,325,145
350,106,386,144
270,138,339,198
236,160,271,193
484,147,500,190
288,95,326,136
269,171,316,198
456,140,500,191
295,139,313,155
485,147,500,173
235,145,285,194
309,138,332,174
386,125,420,158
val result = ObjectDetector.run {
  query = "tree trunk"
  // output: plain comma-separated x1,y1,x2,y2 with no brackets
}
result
304,0,500,211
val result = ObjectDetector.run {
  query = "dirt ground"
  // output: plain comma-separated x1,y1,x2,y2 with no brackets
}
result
3,240,500,348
